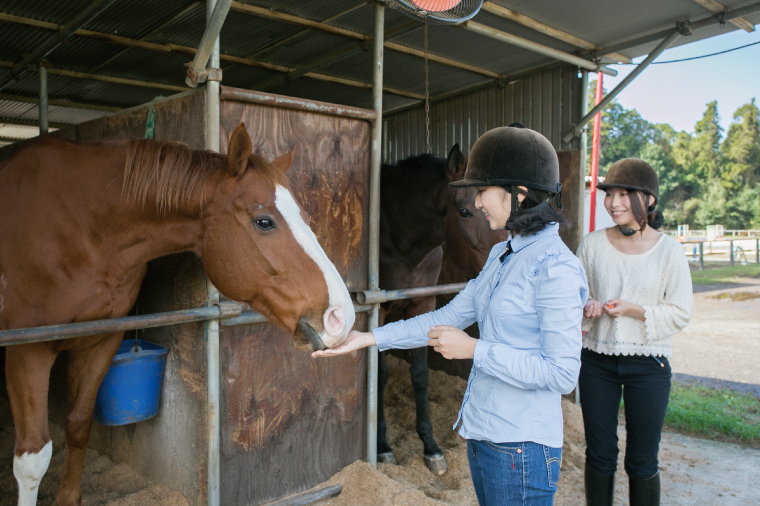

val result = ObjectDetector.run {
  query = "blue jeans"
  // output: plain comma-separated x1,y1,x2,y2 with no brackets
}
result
467,439,562,506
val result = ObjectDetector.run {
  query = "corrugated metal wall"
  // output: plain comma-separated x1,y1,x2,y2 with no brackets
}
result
383,64,583,163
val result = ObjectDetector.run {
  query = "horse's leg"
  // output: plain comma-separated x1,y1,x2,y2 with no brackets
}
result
55,332,123,506
6,343,57,506
376,350,396,464
406,295,447,475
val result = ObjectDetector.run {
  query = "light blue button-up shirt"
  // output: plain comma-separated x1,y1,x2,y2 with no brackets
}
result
373,223,588,448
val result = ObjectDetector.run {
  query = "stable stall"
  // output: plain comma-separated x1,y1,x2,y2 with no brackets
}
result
1,1,759,505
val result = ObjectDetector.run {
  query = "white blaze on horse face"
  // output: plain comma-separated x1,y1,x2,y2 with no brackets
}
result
14,440,52,506
274,185,355,347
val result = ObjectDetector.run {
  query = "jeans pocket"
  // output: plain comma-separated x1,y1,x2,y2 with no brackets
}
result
543,445,562,488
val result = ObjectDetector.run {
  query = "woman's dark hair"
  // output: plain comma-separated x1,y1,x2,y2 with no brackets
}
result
627,189,663,231
503,187,569,236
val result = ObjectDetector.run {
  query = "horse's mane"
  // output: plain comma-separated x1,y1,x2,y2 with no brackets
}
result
124,138,289,213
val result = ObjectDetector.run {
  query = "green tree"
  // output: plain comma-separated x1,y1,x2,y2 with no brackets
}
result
721,99,760,188
691,101,723,181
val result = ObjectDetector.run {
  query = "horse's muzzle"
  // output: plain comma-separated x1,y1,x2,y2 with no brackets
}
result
296,320,326,351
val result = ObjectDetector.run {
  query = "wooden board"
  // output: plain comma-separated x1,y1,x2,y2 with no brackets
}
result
218,96,370,505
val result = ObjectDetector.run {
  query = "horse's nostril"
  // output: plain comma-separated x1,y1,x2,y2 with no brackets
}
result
325,307,343,334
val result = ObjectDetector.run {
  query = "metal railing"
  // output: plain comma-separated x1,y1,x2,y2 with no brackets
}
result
680,238,760,270
0,283,468,347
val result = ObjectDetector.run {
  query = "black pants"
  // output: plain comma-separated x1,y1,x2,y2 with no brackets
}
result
578,348,671,479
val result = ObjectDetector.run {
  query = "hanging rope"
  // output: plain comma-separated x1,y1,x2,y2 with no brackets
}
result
424,22,431,154
143,96,165,139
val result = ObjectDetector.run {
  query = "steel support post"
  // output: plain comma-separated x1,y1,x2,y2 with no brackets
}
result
575,68,588,407
699,242,704,271
205,0,222,504
367,2,384,469
186,0,233,87
730,240,734,267
563,31,681,142
38,64,48,135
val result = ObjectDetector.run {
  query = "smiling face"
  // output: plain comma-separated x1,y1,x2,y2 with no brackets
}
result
473,186,526,230
603,187,654,230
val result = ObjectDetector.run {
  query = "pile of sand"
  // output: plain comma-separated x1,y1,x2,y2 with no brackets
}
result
315,355,591,506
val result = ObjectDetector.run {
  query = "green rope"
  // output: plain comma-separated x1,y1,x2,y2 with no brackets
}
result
143,96,165,139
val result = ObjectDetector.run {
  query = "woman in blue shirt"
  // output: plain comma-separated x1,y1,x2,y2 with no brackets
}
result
314,124,588,506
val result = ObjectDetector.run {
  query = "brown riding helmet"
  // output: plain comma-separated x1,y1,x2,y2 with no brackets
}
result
597,158,659,210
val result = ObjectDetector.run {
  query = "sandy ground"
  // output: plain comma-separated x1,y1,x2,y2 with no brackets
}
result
311,355,760,506
671,277,760,385
0,396,188,506
2,280,759,505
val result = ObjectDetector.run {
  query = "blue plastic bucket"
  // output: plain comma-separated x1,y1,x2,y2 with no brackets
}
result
94,339,169,426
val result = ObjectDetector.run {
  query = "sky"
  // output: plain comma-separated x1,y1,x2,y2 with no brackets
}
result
599,26,760,134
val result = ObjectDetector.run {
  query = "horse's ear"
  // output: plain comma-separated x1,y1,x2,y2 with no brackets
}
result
446,143,466,181
271,145,296,173
227,123,252,178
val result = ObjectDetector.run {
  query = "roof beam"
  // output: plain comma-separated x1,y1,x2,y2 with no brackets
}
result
229,1,504,79
0,0,119,92
0,60,187,92
462,21,617,76
599,1,760,56
0,12,419,99
0,118,69,129
0,93,123,112
690,0,755,32
480,2,631,63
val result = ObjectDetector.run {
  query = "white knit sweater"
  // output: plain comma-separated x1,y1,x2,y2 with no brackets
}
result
576,229,693,357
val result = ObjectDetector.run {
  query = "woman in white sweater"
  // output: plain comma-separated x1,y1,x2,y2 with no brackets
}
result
576,159,692,506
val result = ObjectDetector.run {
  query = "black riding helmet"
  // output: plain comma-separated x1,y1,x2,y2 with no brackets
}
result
449,123,562,222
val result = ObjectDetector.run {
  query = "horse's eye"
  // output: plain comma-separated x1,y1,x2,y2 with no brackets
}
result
458,208,473,218
254,217,276,230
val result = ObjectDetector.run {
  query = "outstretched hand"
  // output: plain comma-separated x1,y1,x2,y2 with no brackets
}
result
311,330,375,358
427,325,477,360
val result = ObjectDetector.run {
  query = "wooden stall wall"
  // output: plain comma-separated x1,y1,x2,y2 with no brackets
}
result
0,89,213,505
218,94,370,505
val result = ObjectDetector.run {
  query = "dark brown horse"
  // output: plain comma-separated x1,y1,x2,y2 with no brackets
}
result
0,123,355,506
378,146,506,474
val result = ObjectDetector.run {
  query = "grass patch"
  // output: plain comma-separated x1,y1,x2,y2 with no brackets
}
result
664,383,760,448
690,264,760,285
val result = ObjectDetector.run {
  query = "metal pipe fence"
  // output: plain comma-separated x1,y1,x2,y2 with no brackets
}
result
0,283,469,347
680,238,760,270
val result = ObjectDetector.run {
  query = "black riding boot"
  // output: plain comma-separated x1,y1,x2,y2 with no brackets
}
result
585,463,615,506
629,472,660,506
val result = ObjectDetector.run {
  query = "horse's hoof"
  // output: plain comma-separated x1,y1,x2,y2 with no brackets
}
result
377,451,397,465
424,453,448,475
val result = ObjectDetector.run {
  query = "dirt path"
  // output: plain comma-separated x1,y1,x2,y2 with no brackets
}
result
671,277,760,385
311,355,760,506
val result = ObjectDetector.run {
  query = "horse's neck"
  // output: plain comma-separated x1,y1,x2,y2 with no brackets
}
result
381,173,449,267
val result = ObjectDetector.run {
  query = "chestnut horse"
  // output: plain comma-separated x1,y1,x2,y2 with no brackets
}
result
0,123,355,506
378,146,506,474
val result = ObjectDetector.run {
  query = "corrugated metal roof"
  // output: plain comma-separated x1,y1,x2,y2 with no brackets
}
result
0,0,754,136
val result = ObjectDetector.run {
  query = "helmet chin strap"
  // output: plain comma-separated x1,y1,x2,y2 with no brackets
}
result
506,183,562,224
618,226,639,237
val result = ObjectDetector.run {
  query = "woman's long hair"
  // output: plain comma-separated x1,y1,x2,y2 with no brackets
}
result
503,187,569,236
627,189,664,231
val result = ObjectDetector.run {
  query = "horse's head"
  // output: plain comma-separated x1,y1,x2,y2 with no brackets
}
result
200,124,355,350
445,145,508,275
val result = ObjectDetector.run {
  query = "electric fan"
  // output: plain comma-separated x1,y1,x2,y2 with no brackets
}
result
384,0,483,24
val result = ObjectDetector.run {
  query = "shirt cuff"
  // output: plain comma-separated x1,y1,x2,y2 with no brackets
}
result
473,340,493,369
371,327,391,352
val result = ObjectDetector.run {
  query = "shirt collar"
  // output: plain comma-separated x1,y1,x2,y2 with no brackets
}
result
509,222,559,253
